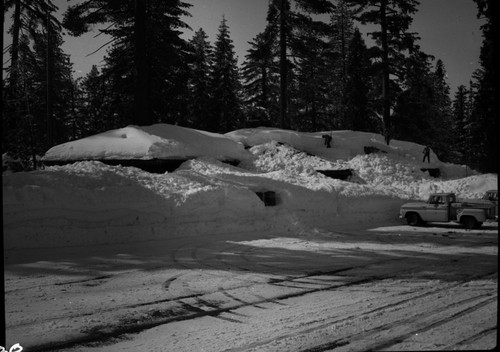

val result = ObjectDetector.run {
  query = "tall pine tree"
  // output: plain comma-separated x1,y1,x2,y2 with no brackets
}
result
209,16,242,133
392,50,435,147
63,0,192,127
451,85,471,166
327,0,356,129
293,26,331,131
3,0,73,167
187,28,214,130
468,0,496,172
345,0,420,144
344,28,376,132
241,28,279,127
266,0,334,129
78,65,111,136
430,59,454,162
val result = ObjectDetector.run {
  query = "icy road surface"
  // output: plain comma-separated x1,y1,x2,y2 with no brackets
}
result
5,221,497,351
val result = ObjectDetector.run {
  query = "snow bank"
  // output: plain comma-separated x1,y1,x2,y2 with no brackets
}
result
226,128,479,180
3,127,497,250
3,161,273,249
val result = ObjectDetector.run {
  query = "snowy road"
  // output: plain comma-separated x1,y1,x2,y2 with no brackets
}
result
5,222,498,351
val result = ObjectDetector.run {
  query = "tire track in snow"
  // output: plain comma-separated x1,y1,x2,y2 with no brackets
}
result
217,269,497,352
344,292,497,351
224,280,496,352
11,229,497,351
450,326,497,349
27,263,496,352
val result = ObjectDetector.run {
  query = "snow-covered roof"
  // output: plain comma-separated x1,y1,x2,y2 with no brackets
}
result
43,124,251,162
226,128,435,164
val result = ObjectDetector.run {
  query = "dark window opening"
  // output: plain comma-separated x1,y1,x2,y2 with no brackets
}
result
421,168,441,178
255,191,279,206
316,169,353,181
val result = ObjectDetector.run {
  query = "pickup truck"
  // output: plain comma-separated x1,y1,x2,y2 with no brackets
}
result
399,193,496,229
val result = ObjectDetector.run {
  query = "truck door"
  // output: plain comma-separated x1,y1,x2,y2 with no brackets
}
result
486,191,498,217
428,195,449,222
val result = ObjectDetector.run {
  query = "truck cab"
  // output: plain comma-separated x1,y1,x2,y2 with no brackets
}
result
425,193,456,222
481,190,498,220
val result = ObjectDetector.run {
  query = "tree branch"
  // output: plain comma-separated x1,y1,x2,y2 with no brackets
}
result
85,37,120,57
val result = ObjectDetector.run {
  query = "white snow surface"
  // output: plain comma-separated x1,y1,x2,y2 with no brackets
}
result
3,125,498,351
43,124,251,161
3,125,496,250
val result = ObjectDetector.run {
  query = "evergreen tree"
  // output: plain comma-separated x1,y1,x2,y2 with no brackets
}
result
293,26,331,131
468,0,496,172
392,52,455,163
79,65,110,136
344,28,376,132
187,28,214,130
241,29,279,127
392,51,435,147
327,0,356,129
451,85,471,166
65,75,84,141
266,0,334,129
345,0,420,144
3,0,74,168
209,16,242,133
63,0,192,127
3,32,40,167
4,0,59,94
430,59,454,162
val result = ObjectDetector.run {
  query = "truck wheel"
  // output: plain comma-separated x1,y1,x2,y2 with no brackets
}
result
406,213,421,226
461,216,477,229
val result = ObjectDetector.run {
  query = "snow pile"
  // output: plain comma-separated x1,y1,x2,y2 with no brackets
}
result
226,128,477,180
43,124,251,162
226,128,433,163
239,141,337,173
3,126,497,250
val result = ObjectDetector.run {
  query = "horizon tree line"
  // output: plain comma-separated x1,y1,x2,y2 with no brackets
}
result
1,0,496,173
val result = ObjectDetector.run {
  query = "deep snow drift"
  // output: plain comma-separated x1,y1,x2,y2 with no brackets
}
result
3,125,498,352
3,125,497,250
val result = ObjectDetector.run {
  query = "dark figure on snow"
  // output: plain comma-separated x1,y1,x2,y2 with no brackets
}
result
322,134,332,148
422,146,431,163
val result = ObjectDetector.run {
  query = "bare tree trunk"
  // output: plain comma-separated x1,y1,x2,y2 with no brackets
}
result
9,0,21,91
0,0,5,344
340,8,347,129
279,0,288,129
380,0,391,145
46,1,54,153
261,63,268,114
134,0,151,126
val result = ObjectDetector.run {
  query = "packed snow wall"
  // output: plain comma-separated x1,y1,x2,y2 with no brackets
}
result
3,160,407,250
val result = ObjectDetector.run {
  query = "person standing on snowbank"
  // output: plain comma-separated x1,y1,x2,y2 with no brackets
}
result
322,134,332,148
422,145,431,163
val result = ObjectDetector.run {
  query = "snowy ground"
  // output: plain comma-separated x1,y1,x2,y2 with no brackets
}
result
3,125,498,351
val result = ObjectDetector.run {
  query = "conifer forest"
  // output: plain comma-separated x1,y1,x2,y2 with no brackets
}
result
1,0,497,173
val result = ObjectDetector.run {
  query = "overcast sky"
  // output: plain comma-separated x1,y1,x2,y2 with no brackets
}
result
4,0,485,95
